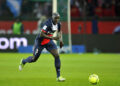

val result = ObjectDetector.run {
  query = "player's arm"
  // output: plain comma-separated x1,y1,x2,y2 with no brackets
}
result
58,31,62,41
40,31,60,40
58,31,64,48
40,31,52,39
40,25,53,39
40,24,61,40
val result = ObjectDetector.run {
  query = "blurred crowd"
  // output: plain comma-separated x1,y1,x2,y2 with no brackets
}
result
0,0,52,19
0,0,120,19
21,0,52,19
71,0,120,18
0,0,120,35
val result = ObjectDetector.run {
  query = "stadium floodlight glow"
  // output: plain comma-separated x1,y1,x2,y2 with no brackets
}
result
0,37,28,50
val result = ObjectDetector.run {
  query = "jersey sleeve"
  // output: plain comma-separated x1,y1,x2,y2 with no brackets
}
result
41,20,51,33
41,25,48,33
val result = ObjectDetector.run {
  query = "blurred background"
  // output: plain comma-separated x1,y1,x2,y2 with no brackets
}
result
1,1,120,86
0,0,120,53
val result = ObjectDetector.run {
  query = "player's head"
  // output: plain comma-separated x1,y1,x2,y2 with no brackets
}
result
52,12,60,24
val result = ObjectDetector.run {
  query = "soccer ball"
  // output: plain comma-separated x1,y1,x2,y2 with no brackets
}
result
89,74,99,85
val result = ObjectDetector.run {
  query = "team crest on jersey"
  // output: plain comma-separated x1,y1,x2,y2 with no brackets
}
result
43,25,47,30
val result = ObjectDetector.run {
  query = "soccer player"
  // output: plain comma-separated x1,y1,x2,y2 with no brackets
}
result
19,12,65,82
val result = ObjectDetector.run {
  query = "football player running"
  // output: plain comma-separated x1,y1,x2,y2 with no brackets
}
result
19,12,65,82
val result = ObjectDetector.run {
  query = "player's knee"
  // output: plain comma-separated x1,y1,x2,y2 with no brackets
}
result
31,56,38,62
54,54,59,59
32,59,37,62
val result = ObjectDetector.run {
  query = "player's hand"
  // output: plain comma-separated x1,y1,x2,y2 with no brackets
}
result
52,36,60,40
60,41,64,48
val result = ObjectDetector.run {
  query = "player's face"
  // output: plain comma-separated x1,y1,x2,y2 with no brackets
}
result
53,16,60,24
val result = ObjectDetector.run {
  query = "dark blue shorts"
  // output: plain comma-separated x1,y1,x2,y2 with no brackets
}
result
33,40,57,57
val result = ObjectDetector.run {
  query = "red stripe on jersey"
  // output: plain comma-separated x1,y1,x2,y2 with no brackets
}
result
41,34,53,45
41,29,46,33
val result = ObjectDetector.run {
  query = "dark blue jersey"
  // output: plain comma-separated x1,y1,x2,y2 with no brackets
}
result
41,18,61,34
36,18,61,45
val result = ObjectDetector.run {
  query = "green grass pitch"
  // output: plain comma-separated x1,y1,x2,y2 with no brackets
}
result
0,53,120,86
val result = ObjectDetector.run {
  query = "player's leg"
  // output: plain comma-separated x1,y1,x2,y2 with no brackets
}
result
46,41,65,81
22,45,43,64
19,40,43,71
48,49,65,81
49,49,61,77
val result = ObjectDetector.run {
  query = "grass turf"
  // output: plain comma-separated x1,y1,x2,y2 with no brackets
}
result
0,53,120,86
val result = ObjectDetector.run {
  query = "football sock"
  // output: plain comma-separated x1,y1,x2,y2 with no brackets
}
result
22,56,33,64
55,57,61,78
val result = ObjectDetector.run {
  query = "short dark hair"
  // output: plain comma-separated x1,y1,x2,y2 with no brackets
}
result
52,12,60,19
